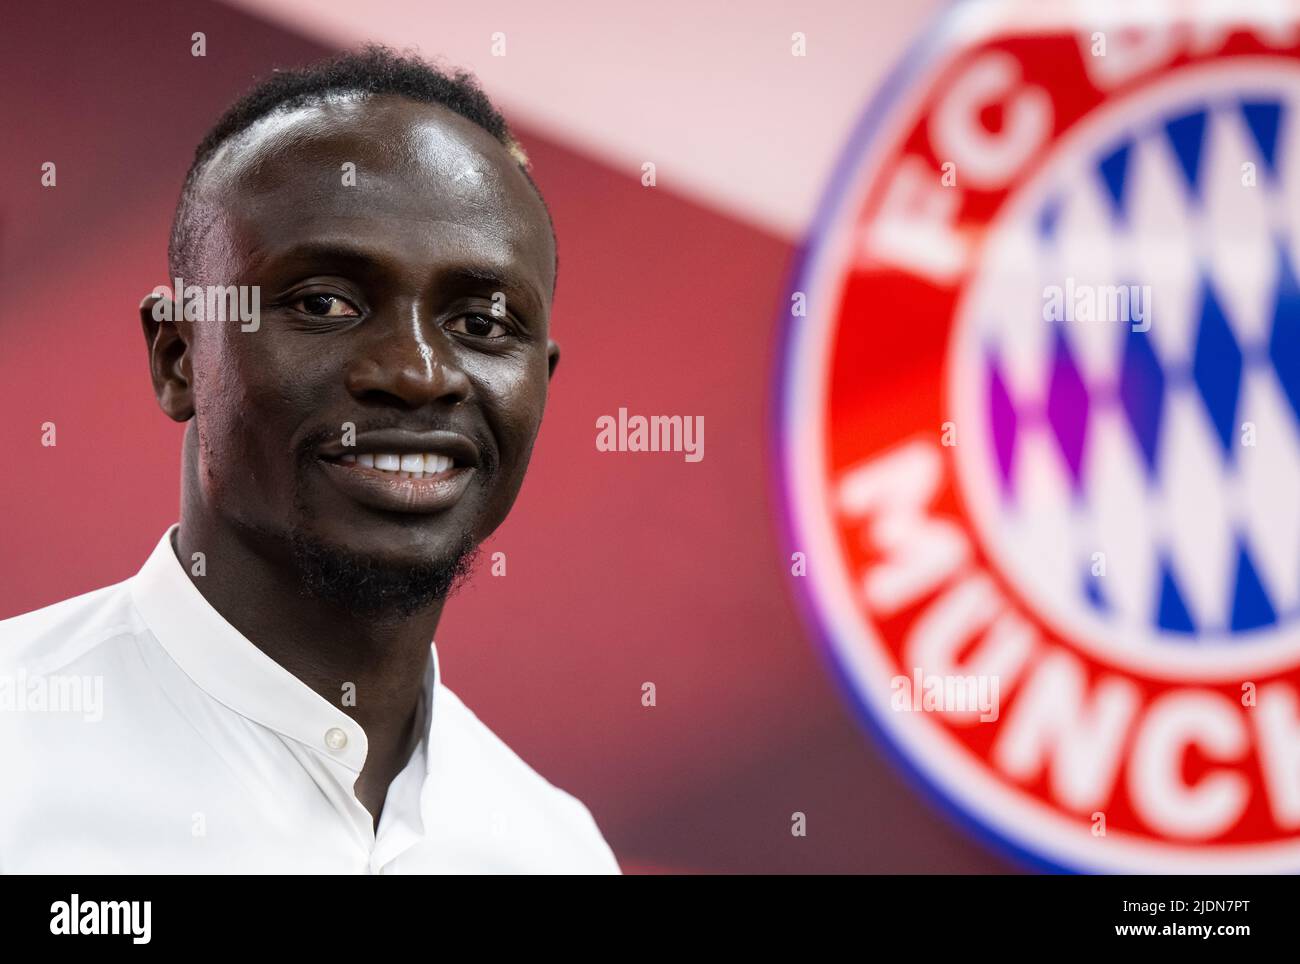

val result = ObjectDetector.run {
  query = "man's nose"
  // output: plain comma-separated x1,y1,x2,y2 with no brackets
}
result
344,322,471,408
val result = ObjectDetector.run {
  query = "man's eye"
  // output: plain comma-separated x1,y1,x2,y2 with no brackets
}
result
292,293,360,317
447,313,508,338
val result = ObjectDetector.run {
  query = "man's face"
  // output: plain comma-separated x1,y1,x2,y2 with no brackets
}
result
156,94,558,608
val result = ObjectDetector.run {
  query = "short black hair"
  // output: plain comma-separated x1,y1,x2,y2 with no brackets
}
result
168,44,557,291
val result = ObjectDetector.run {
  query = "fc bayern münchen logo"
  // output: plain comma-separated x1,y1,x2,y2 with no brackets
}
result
776,3,1300,871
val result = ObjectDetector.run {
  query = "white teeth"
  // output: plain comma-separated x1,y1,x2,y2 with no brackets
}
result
347,452,458,477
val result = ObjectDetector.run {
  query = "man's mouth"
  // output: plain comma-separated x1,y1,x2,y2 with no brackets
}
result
315,429,482,514
335,451,459,479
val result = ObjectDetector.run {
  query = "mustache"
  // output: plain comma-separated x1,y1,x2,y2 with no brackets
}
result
297,418,498,476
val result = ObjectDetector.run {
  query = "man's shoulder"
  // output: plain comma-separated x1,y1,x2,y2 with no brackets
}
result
0,579,139,672
433,682,622,873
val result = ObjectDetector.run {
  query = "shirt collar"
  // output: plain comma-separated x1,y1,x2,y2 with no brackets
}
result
129,524,440,776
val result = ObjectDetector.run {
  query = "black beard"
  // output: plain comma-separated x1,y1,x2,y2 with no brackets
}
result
288,527,480,618
278,422,496,618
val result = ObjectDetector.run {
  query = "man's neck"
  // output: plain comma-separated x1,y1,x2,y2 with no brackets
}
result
173,510,443,824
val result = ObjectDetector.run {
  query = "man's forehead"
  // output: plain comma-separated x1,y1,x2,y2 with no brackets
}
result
193,94,553,280
206,93,513,187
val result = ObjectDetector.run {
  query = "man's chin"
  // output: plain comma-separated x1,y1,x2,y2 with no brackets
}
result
288,528,480,619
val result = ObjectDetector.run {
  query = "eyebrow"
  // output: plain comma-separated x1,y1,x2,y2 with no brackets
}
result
441,265,549,322
260,241,546,317
453,264,525,294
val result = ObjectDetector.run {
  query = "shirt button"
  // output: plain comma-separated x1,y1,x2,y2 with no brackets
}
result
324,727,349,751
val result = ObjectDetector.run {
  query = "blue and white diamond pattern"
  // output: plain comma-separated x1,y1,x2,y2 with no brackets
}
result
948,64,1300,674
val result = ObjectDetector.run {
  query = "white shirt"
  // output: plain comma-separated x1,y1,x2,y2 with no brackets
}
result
0,525,620,874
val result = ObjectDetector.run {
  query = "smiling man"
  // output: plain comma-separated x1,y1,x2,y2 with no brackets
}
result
0,47,619,874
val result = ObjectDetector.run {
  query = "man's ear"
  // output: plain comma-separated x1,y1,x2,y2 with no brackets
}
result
139,292,195,422
546,338,561,381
